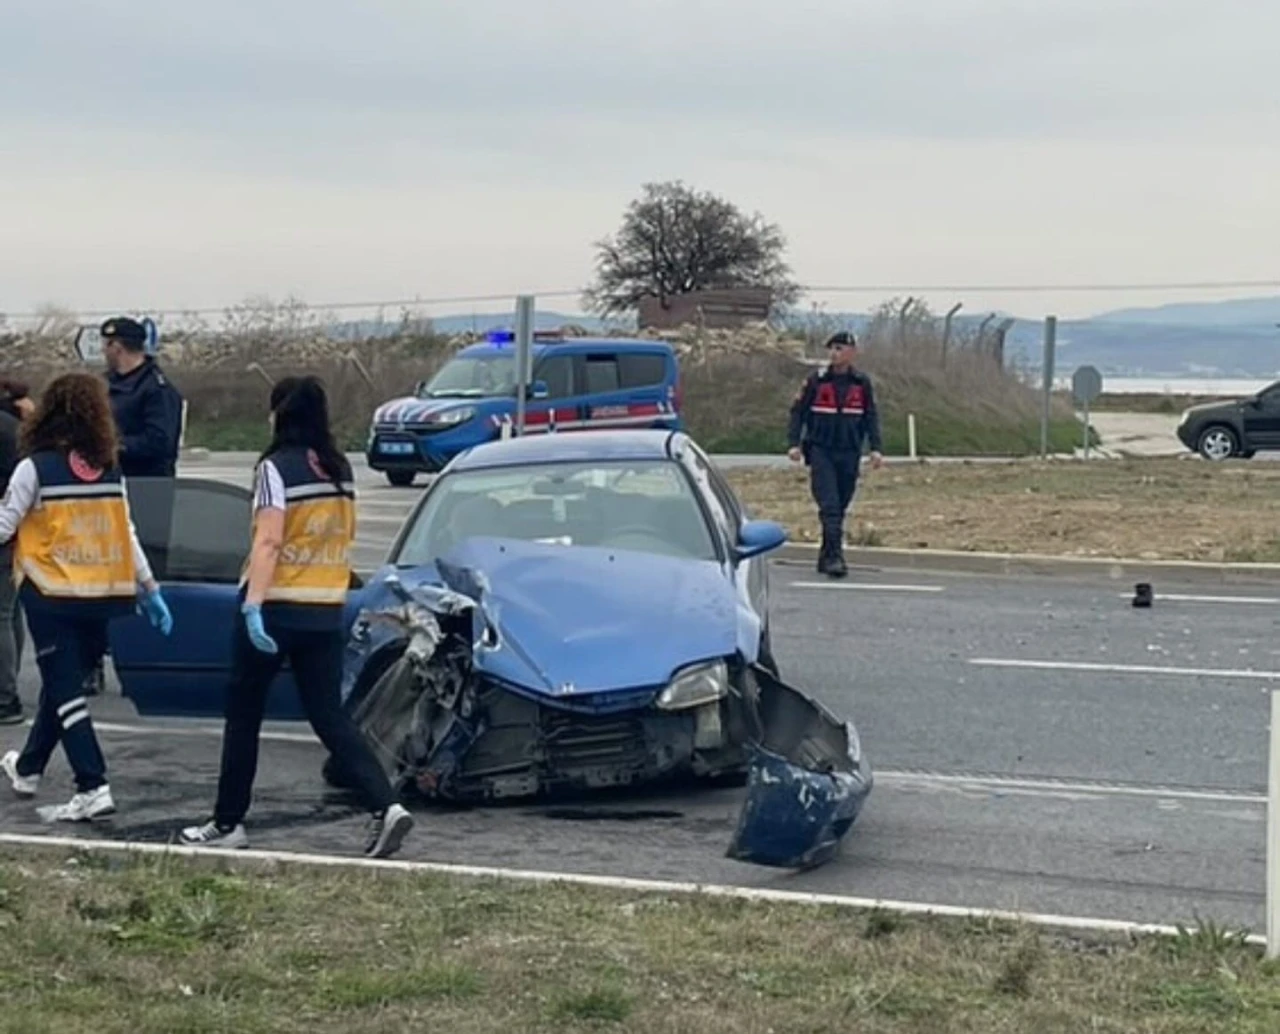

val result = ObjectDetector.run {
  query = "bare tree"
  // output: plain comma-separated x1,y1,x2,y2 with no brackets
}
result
584,181,800,316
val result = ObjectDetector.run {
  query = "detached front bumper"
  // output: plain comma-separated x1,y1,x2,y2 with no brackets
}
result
725,666,873,869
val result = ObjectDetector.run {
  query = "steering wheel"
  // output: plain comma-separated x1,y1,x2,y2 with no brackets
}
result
601,526,681,555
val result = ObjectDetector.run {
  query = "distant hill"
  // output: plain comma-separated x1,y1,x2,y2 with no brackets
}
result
1094,295,1280,327
998,318,1280,378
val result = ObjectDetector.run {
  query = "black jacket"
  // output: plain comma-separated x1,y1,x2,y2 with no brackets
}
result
0,409,18,497
107,357,184,478
787,365,883,455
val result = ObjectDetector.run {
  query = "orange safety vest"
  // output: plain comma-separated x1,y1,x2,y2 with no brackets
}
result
243,447,356,607
13,450,137,599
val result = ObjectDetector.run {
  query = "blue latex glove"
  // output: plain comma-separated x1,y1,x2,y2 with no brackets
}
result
139,588,173,636
241,602,278,654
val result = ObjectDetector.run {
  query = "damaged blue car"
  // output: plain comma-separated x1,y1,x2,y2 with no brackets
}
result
105,430,873,869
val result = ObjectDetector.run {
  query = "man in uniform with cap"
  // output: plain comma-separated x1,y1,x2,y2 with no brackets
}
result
787,331,883,578
84,317,185,697
100,316,184,479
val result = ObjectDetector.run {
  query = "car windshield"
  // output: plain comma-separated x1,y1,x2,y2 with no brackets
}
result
393,459,720,564
418,354,516,398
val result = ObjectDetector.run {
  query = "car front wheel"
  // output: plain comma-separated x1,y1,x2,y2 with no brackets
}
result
1197,425,1239,462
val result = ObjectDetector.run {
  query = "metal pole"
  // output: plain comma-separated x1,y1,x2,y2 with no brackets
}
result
908,413,917,459
1268,687,1280,959
1083,397,1090,460
942,302,962,363
514,295,534,436
1041,316,1057,458
897,297,913,349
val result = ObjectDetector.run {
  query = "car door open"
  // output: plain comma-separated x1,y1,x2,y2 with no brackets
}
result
107,477,308,721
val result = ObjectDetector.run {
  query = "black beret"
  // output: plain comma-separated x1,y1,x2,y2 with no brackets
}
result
99,316,147,346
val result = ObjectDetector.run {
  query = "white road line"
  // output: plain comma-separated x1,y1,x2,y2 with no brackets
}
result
791,582,945,593
970,657,1280,681
1116,592,1280,605
0,833,1261,946
80,721,1268,805
91,721,318,743
877,771,1265,805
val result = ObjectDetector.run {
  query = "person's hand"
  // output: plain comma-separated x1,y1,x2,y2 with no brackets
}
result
869,451,884,471
241,602,278,654
787,446,802,463
139,585,173,636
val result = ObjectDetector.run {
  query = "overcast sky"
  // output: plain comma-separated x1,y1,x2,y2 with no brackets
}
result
3,0,1277,322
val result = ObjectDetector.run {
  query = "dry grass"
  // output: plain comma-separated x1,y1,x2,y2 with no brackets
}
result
2,848,1278,1034
4,300,1083,456
726,457,1280,562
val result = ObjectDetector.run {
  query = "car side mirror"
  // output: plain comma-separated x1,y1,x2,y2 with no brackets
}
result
734,519,788,562
414,379,429,396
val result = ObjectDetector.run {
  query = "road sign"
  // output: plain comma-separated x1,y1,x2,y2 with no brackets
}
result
1072,365,1103,459
73,326,104,364
1072,365,1103,405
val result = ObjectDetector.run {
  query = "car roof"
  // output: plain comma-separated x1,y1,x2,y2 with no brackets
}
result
446,429,685,472
455,336,675,359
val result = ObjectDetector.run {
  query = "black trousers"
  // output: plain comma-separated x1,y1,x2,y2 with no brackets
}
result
213,609,396,828
15,588,117,792
808,445,860,545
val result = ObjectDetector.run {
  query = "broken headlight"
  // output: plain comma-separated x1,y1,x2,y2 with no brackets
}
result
655,659,728,712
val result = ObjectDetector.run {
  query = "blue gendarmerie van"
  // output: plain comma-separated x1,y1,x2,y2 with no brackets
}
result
365,331,684,485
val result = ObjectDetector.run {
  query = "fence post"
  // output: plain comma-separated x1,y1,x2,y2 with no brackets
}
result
908,413,917,460
942,302,962,364
1041,316,1057,458
1268,686,1279,959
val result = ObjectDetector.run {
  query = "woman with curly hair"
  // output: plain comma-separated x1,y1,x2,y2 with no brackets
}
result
0,372,174,822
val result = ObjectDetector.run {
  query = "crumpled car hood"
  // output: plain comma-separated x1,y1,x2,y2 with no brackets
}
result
433,536,738,699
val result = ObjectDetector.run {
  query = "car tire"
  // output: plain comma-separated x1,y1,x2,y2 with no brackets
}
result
1196,425,1240,462
386,470,416,487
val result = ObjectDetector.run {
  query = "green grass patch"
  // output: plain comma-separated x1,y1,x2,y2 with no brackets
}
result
2,848,1279,1033
186,419,366,453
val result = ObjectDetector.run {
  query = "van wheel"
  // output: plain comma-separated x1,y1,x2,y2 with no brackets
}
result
1197,426,1239,461
386,471,416,487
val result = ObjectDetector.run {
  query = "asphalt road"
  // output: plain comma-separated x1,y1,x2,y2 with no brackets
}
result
1,454,1274,934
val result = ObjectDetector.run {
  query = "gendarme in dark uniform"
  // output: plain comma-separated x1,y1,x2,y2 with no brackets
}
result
787,331,883,578
100,316,184,479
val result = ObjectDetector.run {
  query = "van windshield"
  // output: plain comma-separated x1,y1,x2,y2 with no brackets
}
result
418,355,517,398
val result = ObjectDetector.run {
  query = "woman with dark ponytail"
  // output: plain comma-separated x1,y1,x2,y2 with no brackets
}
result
179,375,413,858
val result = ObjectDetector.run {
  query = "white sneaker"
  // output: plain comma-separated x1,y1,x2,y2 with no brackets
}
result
36,784,115,823
1,751,40,798
179,820,249,850
364,803,413,858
